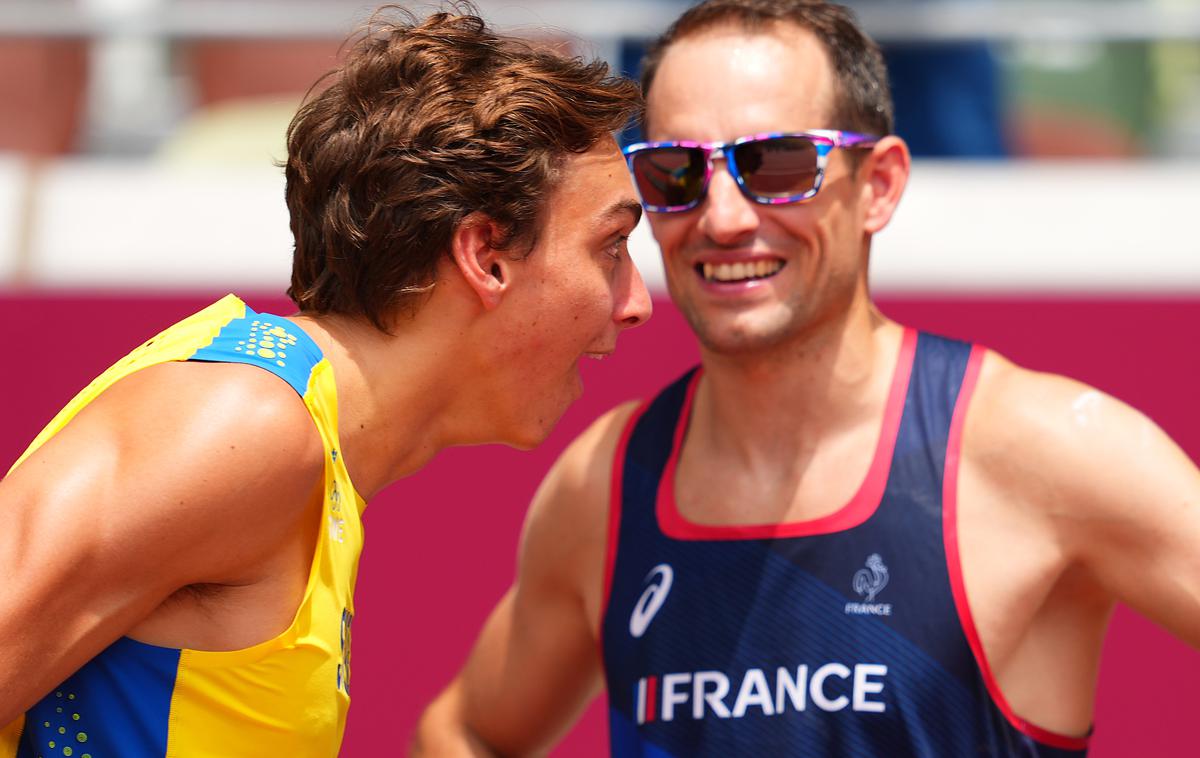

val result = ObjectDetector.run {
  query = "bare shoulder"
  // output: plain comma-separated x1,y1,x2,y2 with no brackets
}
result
964,350,1192,521
531,399,644,519
963,352,1200,649
6,359,325,585
0,359,327,717
516,400,644,622
524,400,643,538
107,360,322,462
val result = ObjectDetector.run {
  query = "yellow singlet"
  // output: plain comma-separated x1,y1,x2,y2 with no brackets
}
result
1,295,365,758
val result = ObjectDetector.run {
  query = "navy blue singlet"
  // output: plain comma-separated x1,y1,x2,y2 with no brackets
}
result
600,329,1090,757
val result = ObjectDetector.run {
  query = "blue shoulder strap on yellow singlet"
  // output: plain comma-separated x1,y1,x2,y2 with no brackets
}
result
188,307,323,397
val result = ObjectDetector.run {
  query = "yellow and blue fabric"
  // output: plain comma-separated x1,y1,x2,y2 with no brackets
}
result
1,295,366,758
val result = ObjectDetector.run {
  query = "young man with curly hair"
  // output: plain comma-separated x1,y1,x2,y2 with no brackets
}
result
0,6,649,756
416,1,1200,756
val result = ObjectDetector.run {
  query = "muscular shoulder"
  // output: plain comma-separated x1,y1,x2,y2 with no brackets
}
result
105,360,321,463
962,352,1200,645
533,400,642,518
516,401,643,620
7,360,325,586
964,350,1178,522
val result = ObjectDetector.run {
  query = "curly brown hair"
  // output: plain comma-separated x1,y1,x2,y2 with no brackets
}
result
640,0,892,137
284,3,641,330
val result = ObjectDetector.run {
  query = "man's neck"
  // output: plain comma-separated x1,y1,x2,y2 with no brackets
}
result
287,310,487,499
691,300,904,468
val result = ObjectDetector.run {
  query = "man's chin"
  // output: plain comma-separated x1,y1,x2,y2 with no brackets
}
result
503,404,571,451
681,301,814,356
693,322,794,356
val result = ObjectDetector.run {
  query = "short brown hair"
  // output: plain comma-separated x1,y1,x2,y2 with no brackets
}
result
285,3,640,330
641,0,892,136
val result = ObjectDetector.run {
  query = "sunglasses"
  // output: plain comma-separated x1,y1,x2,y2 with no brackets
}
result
623,130,879,213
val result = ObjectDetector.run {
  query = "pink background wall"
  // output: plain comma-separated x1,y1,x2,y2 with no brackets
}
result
3,292,1197,756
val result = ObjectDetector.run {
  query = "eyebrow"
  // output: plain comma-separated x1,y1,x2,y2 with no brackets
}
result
597,198,644,229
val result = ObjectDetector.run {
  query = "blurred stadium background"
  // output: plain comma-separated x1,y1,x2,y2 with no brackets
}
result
1,1,1197,755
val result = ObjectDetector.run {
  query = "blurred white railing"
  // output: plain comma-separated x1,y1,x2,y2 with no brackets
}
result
6,1,1198,157
1,1,1198,42
2,155,1197,294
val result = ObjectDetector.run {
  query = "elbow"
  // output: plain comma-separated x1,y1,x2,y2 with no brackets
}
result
412,684,500,758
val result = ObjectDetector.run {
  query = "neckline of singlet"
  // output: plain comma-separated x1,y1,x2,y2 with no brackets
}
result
655,327,918,541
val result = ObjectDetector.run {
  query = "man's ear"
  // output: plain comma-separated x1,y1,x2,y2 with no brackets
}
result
449,212,512,311
859,136,911,235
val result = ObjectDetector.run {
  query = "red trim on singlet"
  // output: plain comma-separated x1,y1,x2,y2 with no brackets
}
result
645,676,658,723
599,400,651,655
942,346,1091,751
656,328,918,541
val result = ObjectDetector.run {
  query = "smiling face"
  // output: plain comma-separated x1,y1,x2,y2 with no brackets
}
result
644,23,873,356
493,137,652,448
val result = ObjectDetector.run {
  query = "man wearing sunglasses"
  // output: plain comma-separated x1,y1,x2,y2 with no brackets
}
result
0,7,652,756
416,1,1200,756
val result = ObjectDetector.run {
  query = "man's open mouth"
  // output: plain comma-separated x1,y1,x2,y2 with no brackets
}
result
697,259,785,283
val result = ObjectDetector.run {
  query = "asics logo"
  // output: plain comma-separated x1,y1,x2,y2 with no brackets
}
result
630,564,673,638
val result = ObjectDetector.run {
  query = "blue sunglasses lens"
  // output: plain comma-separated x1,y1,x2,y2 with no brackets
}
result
629,146,707,209
732,137,820,199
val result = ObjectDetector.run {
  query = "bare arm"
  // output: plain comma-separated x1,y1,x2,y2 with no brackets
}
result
413,402,639,757
0,362,323,723
972,355,1200,643
1053,385,1200,641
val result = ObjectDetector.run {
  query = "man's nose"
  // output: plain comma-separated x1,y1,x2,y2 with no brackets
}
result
618,257,653,329
697,160,760,245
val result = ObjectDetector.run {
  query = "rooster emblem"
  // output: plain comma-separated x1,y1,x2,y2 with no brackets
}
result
853,554,889,602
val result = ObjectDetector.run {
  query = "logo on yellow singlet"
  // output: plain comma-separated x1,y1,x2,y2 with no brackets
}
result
232,321,300,369
337,608,353,695
328,482,346,544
